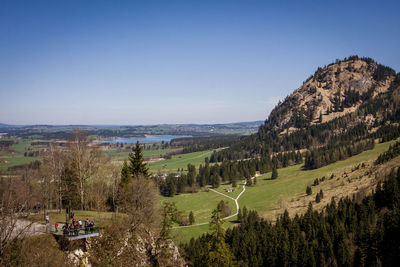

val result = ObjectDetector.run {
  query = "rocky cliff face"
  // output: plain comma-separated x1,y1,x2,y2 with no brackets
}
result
266,56,396,134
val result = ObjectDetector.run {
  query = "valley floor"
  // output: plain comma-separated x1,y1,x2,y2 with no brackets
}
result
170,140,397,243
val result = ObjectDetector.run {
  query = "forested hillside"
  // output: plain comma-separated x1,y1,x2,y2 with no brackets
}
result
211,56,400,163
184,168,400,266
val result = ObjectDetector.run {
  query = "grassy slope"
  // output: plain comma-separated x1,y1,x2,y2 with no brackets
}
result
211,181,244,199
170,140,394,243
0,139,40,170
239,140,393,215
148,150,213,172
161,188,236,225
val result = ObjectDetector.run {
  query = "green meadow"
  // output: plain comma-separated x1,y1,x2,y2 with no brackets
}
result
161,188,236,225
169,140,395,243
0,138,42,171
148,150,214,172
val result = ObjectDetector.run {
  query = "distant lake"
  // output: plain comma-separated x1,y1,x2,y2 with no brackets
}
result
100,135,192,144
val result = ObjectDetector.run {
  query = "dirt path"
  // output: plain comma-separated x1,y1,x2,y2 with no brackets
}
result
173,177,254,229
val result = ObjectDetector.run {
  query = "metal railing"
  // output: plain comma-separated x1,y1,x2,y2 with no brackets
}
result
52,225,99,237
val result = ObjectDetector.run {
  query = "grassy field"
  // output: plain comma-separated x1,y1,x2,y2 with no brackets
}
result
148,150,214,172
169,140,395,243
161,188,236,225
0,138,41,171
211,181,244,199
240,140,394,216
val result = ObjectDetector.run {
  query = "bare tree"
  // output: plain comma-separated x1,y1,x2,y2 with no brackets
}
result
0,176,37,265
41,143,65,212
67,129,106,210
87,178,109,211
90,175,184,266
118,175,159,231
108,165,120,214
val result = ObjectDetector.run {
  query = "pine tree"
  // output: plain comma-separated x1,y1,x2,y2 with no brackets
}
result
120,160,131,186
306,186,312,195
316,193,321,203
189,211,195,225
242,206,248,223
128,141,149,178
237,208,242,222
271,167,278,180
213,175,221,188
205,205,235,266
232,177,237,188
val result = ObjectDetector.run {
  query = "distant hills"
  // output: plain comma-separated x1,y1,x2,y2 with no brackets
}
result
0,121,264,139
0,123,19,129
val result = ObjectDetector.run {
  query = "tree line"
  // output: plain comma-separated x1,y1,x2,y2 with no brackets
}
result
156,151,302,197
170,135,242,154
304,139,375,170
375,141,400,165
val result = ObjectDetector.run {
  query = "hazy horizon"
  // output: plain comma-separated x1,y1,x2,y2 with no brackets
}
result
0,120,264,127
1,0,399,125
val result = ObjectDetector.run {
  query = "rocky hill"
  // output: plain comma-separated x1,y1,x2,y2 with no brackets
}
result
211,56,399,162
267,56,395,133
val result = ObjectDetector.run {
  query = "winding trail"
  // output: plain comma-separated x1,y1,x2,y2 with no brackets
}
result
173,177,254,229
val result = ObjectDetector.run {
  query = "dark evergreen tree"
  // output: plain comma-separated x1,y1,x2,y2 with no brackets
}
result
120,160,131,186
306,186,312,195
271,167,278,180
315,193,321,203
189,211,195,225
128,141,149,178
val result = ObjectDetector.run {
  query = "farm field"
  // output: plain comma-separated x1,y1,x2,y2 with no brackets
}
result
0,138,42,171
169,140,395,243
148,150,214,172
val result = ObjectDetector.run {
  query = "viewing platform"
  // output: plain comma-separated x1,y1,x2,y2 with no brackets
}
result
52,227,99,240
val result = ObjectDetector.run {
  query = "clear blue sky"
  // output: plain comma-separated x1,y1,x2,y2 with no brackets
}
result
1,0,399,125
